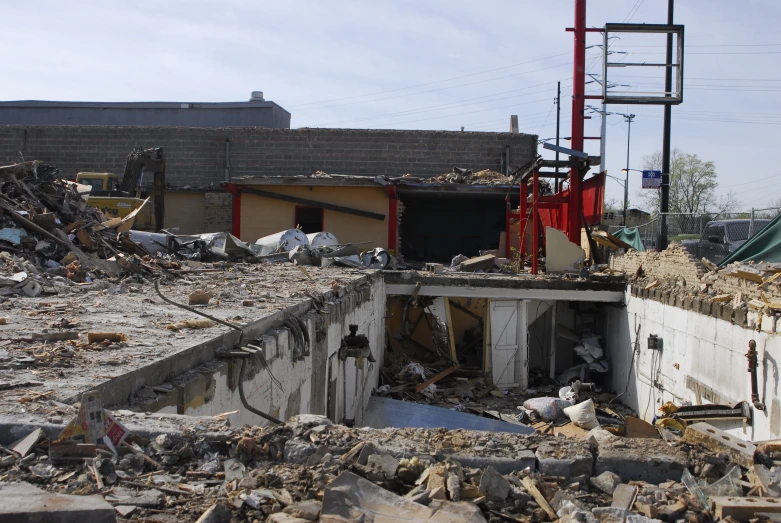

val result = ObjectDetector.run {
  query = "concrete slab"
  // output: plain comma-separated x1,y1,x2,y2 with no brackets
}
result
590,429,689,483
683,422,756,469
0,481,116,523
535,440,593,479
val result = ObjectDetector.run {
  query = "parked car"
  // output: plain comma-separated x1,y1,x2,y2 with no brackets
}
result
688,219,770,264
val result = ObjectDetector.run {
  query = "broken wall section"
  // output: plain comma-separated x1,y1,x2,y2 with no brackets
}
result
605,290,781,441
137,275,386,427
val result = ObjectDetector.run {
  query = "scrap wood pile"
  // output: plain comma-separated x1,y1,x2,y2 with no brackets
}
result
0,161,185,294
0,161,271,298
3,406,781,523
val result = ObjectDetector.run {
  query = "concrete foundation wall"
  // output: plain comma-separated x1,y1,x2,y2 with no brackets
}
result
180,276,385,427
0,126,536,187
606,289,781,442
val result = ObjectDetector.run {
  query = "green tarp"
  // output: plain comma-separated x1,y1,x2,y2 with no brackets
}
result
719,214,781,266
613,227,645,252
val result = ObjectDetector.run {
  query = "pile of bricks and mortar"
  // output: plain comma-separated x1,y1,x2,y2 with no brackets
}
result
612,243,781,333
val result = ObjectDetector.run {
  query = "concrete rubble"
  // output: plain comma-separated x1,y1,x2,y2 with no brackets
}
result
0,410,778,522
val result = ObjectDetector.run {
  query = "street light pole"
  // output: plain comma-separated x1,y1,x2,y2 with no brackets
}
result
623,114,635,226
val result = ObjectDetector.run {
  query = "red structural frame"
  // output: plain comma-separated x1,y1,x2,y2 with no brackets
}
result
505,0,596,275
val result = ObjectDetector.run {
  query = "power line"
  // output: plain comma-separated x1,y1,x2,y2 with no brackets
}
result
295,61,572,114
310,81,570,126
286,51,571,110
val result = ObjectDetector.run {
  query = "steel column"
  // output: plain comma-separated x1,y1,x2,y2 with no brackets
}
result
568,0,587,244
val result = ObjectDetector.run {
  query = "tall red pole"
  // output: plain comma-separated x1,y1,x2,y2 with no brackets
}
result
568,0,587,243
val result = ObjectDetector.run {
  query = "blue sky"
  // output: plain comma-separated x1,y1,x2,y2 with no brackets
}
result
1,1,779,211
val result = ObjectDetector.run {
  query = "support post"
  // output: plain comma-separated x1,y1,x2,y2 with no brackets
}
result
568,0,587,244
386,186,398,254
224,183,241,239
659,0,674,250
520,182,528,261
549,301,558,379
505,197,511,258
624,114,634,227
555,81,561,192
532,172,540,275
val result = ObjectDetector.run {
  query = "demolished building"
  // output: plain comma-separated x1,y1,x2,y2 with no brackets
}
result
3,155,781,523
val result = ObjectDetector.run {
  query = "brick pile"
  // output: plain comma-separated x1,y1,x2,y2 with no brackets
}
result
609,242,705,286
612,243,781,333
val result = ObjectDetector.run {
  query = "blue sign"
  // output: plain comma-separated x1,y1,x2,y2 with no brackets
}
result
642,170,662,189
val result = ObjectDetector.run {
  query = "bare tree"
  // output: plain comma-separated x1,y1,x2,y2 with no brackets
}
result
604,196,620,211
637,148,738,214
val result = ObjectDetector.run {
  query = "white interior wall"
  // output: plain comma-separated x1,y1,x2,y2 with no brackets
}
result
606,289,781,442
183,278,386,427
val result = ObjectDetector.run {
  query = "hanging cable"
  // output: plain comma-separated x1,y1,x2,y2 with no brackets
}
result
154,280,283,425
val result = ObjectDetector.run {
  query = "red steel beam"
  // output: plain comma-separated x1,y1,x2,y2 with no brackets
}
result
568,0,587,244
532,172,540,275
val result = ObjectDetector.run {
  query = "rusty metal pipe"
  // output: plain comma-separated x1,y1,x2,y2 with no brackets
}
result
747,339,766,411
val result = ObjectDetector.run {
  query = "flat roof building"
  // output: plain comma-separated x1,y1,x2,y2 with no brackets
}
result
0,91,290,128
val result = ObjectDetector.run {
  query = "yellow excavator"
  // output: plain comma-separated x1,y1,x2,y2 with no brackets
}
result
76,147,165,231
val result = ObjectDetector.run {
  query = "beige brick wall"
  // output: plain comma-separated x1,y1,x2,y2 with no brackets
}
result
610,243,705,286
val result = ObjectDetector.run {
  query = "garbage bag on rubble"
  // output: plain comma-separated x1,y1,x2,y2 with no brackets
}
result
563,399,600,429
395,362,427,382
522,397,573,421
573,336,604,363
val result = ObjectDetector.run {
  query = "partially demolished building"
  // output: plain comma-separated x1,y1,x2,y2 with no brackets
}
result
2,143,781,522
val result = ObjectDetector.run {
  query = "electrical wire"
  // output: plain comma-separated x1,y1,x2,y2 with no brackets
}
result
296,61,573,114
286,51,572,109
153,279,284,425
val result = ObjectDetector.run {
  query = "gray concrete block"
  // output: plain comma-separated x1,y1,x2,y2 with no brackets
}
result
683,422,755,469
447,451,536,474
594,440,688,484
536,441,593,479
0,481,116,523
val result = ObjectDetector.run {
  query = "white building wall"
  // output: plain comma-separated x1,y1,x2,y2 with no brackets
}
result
183,277,386,427
606,288,781,442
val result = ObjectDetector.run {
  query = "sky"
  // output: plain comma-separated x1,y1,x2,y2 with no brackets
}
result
1,0,779,212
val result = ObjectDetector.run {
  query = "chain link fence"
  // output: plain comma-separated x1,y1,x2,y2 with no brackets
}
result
607,209,780,264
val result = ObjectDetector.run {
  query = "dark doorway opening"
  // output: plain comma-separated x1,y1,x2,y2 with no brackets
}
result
295,206,324,234
399,196,512,262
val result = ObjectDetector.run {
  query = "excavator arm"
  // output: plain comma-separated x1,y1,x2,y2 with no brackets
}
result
119,147,166,230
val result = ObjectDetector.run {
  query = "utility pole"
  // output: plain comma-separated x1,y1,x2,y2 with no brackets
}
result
599,102,607,175
659,0,674,249
555,81,561,192
623,114,635,226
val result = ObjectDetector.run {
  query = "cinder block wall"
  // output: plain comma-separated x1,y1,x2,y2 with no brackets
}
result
0,126,536,187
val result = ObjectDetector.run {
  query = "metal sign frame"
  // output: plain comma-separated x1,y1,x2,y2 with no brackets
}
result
602,23,684,105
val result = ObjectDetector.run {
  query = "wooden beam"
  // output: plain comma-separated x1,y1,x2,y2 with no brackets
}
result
415,365,458,393
522,477,557,520
443,297,458,362
239,186,386,221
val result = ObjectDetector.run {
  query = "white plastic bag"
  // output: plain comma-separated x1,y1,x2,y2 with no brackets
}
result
563,399,600,429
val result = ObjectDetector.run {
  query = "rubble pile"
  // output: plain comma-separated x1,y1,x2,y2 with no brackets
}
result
1,411,776,522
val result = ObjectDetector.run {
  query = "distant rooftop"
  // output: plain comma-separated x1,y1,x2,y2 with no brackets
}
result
0,92,291,128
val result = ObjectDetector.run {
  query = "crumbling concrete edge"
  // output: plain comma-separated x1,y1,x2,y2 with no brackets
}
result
69,272,381,408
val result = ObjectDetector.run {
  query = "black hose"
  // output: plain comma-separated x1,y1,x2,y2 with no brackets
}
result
283,319,303,360
239,357,283,424
295,316,310,355
154,279,281,424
